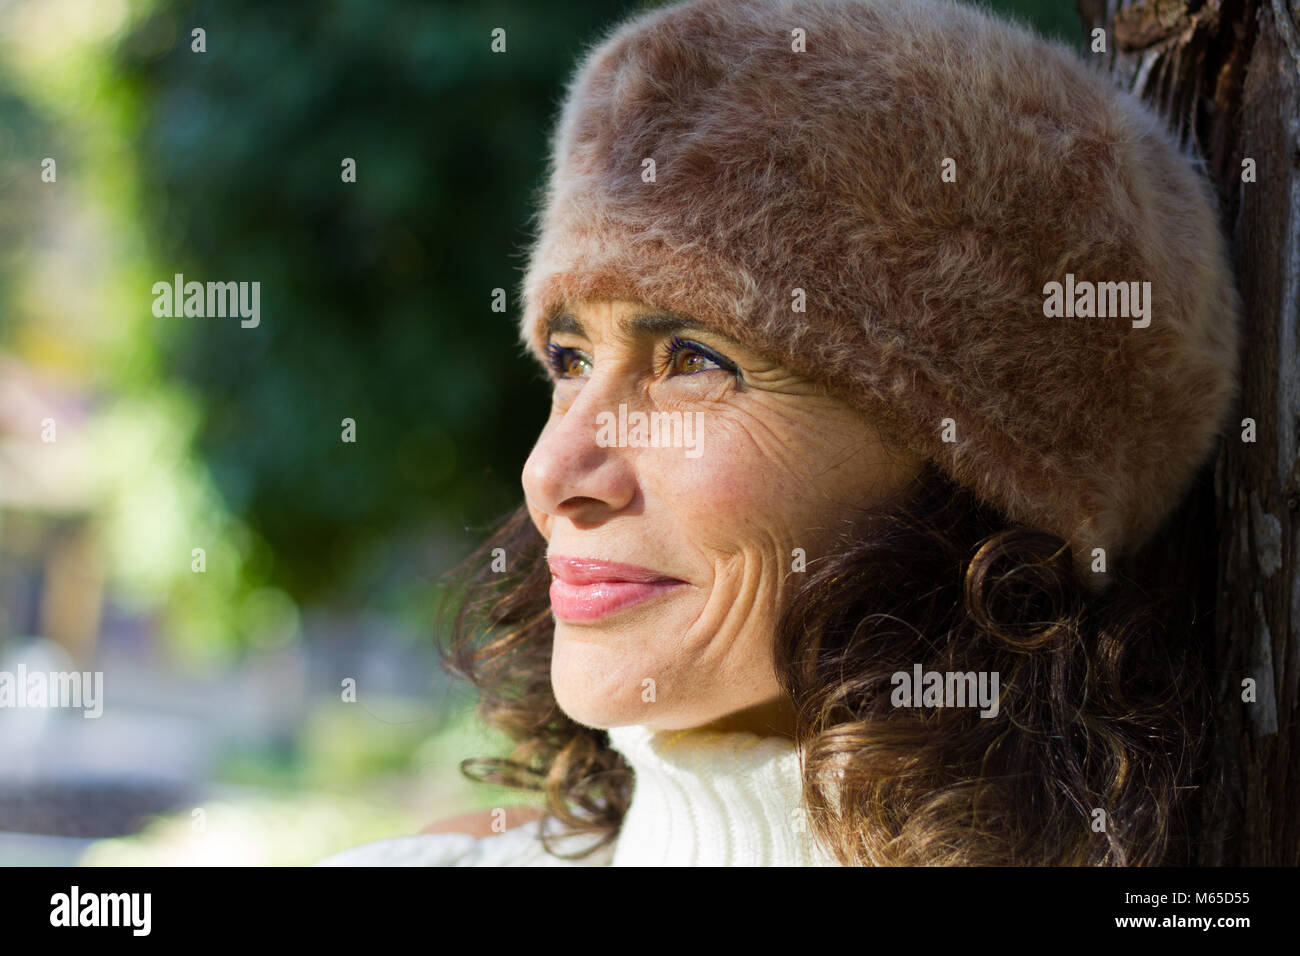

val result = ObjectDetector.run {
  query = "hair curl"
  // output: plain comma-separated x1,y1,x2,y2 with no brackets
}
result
438,461,1208,865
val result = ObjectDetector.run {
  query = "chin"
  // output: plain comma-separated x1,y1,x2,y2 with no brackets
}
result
550,685,646,730
550,634,699,731
550,674,722,733
550,639,641,729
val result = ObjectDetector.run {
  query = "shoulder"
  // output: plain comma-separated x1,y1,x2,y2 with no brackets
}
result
313,818,615,867
420,806,546,838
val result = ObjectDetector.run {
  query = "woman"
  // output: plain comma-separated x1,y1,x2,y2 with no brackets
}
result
319,0,1239,866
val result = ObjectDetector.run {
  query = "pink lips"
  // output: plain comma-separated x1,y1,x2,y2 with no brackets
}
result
547,556,688,623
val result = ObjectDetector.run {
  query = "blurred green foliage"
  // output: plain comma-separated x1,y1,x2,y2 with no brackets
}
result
986,0,1086,45
113,0,653,603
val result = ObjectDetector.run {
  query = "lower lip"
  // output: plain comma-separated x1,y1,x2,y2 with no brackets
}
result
549,578,686,623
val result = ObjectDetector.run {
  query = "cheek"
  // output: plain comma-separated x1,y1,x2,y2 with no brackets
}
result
641,417,814,546
653,414,769,501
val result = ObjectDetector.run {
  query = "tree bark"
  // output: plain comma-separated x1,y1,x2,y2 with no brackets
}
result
1077,0,1300,865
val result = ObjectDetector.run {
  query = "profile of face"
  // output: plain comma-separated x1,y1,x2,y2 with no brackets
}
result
522,299,923,735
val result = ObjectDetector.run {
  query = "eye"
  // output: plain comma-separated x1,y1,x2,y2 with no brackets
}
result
545,342,591,379
659,335,739,378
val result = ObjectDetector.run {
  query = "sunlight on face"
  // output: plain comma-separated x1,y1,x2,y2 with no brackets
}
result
521,299,923,734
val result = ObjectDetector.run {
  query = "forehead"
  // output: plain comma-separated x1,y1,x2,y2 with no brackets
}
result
545,301,711,340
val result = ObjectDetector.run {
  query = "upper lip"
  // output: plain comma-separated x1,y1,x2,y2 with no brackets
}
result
547,555,685,585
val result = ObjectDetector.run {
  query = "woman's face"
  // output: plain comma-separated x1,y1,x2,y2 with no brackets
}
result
522,299,923,734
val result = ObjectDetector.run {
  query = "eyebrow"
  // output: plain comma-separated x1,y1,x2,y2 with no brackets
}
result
545,309,713,340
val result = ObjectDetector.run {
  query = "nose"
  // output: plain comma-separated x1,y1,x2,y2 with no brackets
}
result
521,373,638,525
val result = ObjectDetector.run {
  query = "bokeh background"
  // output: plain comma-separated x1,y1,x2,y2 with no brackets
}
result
0,0,1084,865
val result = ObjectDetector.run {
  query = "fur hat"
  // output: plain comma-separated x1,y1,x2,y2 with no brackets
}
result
518,0,1241,589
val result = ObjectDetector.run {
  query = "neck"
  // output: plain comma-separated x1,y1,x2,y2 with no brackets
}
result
605,723,840,866
693,696,799,738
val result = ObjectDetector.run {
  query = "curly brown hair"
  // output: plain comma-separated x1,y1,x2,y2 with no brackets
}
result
438,460,1209,865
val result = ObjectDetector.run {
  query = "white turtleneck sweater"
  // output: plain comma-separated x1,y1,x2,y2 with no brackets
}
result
316,723,840,866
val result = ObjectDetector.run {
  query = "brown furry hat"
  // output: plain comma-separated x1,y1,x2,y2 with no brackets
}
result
518,0,1241,588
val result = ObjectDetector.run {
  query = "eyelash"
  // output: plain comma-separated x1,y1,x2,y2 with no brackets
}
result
544,336,739,381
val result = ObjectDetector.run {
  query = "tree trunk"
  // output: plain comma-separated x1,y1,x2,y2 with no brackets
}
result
1076,0,1300,865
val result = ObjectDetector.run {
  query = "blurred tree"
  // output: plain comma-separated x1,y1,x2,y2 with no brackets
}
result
114,0,649,603
0,87,52,343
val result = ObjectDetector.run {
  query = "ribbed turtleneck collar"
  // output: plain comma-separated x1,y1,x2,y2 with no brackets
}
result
605,723,841,866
